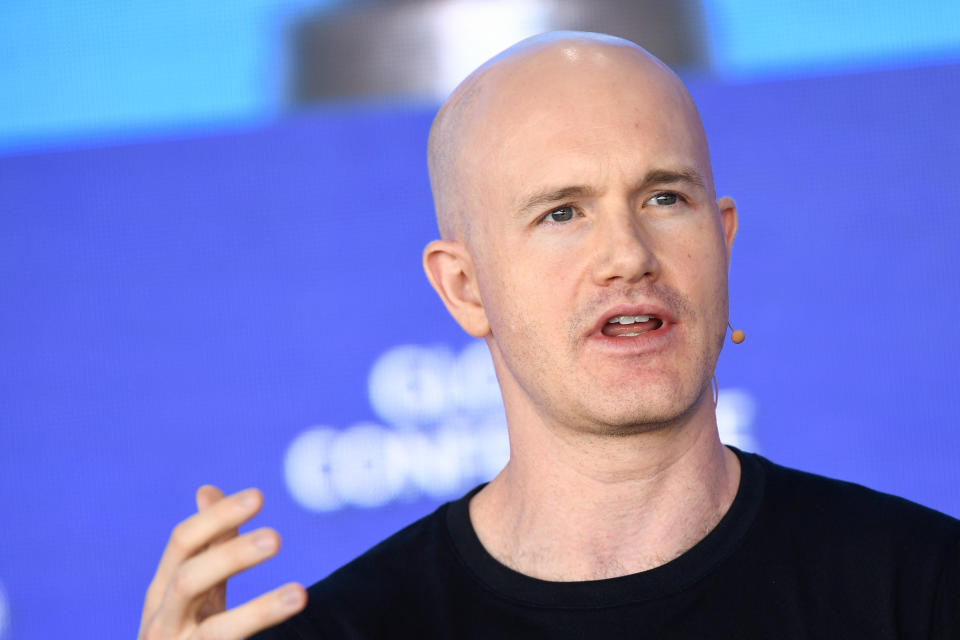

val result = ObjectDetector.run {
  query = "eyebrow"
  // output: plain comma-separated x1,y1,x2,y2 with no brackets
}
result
516,167,706,215
641,167,705,190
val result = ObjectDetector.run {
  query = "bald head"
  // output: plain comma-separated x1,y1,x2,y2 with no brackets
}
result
427,31,712,244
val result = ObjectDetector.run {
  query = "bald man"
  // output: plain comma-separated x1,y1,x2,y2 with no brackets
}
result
139,32,959,639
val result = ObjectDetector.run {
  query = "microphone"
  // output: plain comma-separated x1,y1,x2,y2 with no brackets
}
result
728,321,745,344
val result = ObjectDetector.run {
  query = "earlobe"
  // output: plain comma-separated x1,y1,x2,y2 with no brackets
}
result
422,240,491,338
716,196,738,257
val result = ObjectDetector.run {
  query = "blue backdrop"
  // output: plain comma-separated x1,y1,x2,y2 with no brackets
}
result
1,62,958,638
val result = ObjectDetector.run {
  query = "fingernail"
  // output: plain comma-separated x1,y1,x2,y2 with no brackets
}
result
254,531,277,552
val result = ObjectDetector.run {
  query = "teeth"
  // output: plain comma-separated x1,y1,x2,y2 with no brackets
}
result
608,315,652,325
617,332,641,337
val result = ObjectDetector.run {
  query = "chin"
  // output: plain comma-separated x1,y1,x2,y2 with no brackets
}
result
578,376,709,436
593,406,695,437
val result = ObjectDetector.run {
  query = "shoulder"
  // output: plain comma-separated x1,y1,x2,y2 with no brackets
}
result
754,453,959,536
738,453,960,633
744,452,960,583
311,502,452,599
257,496,468,638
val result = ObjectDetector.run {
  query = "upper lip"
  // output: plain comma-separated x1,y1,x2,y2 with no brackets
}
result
588,303,677,337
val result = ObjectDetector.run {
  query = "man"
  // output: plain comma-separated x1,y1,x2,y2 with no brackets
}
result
138,32,959,639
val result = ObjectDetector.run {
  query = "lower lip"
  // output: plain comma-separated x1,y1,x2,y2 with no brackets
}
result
588,322,676,354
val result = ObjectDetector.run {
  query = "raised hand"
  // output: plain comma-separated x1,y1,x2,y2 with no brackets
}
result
138,485,306,639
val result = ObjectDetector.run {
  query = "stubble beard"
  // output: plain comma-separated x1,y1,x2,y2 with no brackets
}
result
499,281,723,439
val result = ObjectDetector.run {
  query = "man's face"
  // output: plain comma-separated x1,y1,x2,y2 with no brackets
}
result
457,47,737,435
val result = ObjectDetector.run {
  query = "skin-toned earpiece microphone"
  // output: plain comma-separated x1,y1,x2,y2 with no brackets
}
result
728,321,745,344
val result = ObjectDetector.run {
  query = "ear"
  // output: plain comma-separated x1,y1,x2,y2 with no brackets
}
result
422,240,491,338
716,196,738,261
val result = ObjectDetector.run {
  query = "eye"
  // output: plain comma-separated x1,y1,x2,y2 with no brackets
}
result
647,192,680,206
544,205,576,223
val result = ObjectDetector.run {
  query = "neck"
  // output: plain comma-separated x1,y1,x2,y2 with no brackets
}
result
469,392,740,581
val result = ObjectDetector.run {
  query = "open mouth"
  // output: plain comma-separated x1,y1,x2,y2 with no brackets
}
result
601,314,664,338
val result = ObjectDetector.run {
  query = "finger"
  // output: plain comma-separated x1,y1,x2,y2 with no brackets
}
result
195,583,307,640
192,485,238,619
197,485,239,548
165,527,282,615
196,484,225,511
159,488,262,576
146,488,263,610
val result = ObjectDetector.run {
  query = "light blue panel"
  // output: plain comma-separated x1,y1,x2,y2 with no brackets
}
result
0,0,334,153
706,0,960,78
5,1,960,155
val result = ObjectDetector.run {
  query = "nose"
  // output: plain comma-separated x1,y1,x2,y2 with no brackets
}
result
589,205,660,286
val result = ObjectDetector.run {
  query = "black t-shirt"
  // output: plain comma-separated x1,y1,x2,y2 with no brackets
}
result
254,450,960,638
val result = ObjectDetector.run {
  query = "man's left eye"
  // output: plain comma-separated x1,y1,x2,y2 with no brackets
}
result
546,206,575,222
648,193,679,206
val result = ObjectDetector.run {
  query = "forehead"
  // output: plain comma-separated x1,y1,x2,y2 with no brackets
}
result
458,48,711,208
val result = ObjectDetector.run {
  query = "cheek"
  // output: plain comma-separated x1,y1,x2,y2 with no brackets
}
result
478,244,576,339
662,222,730,315
672,216,728,273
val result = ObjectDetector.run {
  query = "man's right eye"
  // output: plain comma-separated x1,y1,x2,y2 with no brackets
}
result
545,206,575,223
